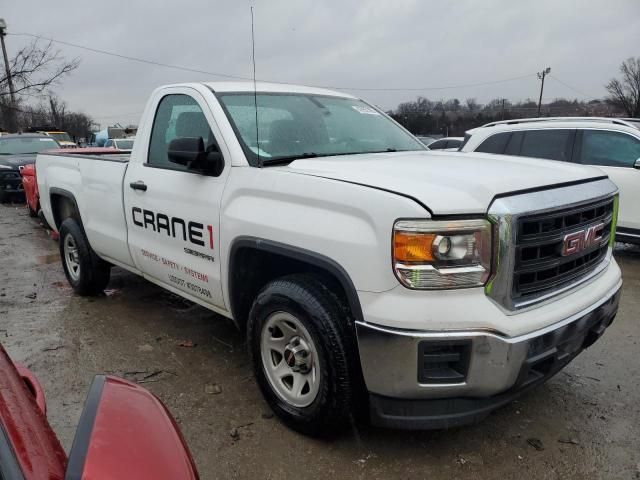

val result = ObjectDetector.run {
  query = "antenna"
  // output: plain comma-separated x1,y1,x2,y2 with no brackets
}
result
250,6,260,166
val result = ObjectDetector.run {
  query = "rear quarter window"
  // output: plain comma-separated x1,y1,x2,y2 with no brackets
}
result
475,132,510,154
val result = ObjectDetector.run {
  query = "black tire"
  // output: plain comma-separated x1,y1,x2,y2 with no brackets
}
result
58,218,110,295
247,273,358,436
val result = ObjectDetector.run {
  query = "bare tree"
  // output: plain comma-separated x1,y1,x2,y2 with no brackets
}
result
396,96,434,114
0,40,79,131
48,95,66,127
465,98,479,113
16,94,94,141
605,57,640,118
0,40,79,97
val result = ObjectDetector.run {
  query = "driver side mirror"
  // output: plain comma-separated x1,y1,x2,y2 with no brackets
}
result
635,158,640,169
168,137,224,176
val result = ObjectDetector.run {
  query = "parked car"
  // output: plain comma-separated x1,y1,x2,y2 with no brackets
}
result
0,343,198,479
104,137,135,152
36,129,78,148
37,82,621,435
416,135,437,145
19,163,39,217
426,136,465,151
21,147,124,221
0,134,59,202
460,117,640,244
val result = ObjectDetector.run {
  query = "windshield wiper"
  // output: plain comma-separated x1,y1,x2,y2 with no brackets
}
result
260,152,318,166
260,148,409,167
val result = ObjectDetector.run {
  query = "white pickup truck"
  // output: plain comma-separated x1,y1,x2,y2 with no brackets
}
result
37,82,622,435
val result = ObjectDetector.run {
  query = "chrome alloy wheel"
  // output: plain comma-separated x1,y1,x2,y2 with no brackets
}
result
63,233,81,281
260,311,321,408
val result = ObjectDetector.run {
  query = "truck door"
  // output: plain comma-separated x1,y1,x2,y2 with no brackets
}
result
123,88,230,311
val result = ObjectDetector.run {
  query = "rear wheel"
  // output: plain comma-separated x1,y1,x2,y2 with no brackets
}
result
247,274,357,436
59,218,110,295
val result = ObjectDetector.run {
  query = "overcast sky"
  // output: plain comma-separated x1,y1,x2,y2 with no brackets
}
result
3,0,639,127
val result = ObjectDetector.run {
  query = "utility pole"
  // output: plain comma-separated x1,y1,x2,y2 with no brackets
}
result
537,67,551,117
0,18,17,131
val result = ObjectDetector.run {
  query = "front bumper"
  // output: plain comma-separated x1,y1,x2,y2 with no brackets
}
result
356,282,621,429
0,171,24,194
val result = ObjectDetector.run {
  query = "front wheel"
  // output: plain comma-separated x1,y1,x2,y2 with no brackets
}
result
247,274,357,436
59,218,111,295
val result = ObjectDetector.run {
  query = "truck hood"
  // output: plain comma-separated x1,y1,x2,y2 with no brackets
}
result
281,151,607,215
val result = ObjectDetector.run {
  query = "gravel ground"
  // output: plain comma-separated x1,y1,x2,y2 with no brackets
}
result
1,202,639,479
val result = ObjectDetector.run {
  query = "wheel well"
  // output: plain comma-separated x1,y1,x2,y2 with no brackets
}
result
50,193,80,230
229,241,363,332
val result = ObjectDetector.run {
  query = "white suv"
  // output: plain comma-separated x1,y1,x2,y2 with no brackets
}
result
461,118,640,244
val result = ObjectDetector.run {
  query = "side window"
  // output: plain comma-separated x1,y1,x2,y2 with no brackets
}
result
148,94,218,170
476,132,510,154
446,139,462,149
579,130,640,167
520,129,573,162
428,140,446,150
504,131,523,155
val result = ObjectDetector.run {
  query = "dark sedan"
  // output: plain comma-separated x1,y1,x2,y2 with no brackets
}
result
0,134,59,202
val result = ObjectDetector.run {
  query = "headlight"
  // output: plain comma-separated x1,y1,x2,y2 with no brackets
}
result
393,219,492,289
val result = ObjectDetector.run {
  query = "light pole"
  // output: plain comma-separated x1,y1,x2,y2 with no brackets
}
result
0,18,17,131
537,67,550,117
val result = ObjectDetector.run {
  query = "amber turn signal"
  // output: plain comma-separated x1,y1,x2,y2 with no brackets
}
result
393,231,436,263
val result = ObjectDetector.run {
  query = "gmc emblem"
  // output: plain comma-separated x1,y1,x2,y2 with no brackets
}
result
561,223,605,256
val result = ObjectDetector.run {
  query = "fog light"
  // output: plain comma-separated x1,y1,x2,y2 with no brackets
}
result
417,340,471,384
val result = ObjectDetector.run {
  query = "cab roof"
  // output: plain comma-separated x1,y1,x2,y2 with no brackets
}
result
194,81,355,98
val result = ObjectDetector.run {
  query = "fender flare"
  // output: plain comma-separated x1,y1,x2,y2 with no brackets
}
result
228,236,364,324
49,187,83,230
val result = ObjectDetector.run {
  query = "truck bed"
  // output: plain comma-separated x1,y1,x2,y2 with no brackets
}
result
37,150,134,269
44,151,131,163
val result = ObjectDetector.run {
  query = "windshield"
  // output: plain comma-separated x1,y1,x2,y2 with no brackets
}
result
115,139,134,149
0,137,59,155
47,132,73,143
217,93,425,165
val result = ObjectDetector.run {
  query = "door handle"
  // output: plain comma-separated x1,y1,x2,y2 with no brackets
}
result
129,181,147,192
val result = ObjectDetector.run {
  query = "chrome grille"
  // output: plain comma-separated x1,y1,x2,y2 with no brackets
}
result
486,179,618,312
513,198,613,299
